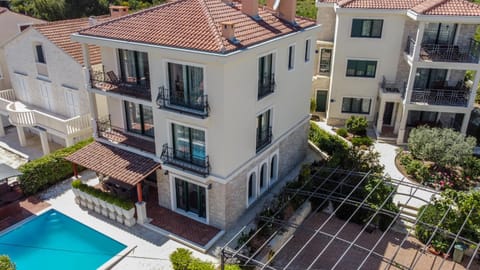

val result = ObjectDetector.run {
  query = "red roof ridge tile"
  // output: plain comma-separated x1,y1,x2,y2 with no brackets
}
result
197,0,228,53
337,0,357,7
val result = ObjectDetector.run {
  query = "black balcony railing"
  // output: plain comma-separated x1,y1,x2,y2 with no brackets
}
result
380,76,406,99
95,115,156,154
156,86,209,118
160,143,210,176
256,126,272,152
405,37,480,63
410,88,470,107
258,73,276,99
90,68,151,101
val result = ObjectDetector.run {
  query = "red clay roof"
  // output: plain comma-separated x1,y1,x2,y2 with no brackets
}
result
65,141,161,186
78,0,316,54
33,17,110,65
320,0,480,16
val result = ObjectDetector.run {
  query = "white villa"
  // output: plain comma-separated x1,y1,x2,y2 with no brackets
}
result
0,16,111,155
66,0,319,238
0,7,44,135
313,0,480,144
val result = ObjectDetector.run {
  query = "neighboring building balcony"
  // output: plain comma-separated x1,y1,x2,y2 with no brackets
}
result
379,77,405,102
160,143,210,177
258,74,276,99
6,102,91,136
89,69,151,101
96,115,156,155
256,126,272,152
410,87,470,107
405,36,480,64
156,86,209,118
0,89,15,112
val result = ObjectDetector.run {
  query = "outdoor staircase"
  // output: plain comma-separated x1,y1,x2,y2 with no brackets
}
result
392,203,420,234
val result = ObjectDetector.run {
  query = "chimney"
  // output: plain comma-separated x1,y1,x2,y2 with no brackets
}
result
221,22,238,43
109,5,129,18
242,0,259,19
88,16,97,26
278,0,297,24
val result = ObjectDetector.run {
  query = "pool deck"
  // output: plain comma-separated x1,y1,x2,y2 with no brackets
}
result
0,196,50,232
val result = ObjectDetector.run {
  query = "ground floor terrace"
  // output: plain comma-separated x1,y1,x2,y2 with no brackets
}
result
65,140,224,250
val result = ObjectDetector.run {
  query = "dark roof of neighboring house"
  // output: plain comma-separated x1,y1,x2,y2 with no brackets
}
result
319,0,480,16
78,0,316,54
33,16,110,65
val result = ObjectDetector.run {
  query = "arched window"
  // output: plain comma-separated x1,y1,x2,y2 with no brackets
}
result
248,172,256,203
260,163,267,191
270,155,278,183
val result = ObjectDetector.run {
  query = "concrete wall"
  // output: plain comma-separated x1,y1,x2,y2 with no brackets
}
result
316,7,336,41
4,28,90,117
0,10,43,90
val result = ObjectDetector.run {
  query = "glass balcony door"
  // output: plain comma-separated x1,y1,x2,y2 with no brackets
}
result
175,178,206,218
423,23,457,45
413,68,448,89
118,49,150,86
167,63,204,110
124,101,154,137
172,124,206,167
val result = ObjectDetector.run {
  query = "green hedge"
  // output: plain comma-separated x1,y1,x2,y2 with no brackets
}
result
19,138,93,195
0,255,15,270
72,180,134,210
309,122,349,156
169,248,219,270
351,136,373,147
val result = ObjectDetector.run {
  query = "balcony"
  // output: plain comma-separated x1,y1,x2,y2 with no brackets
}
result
160,143,209,177
405,36,480,63
6,102,91,136
410,88,470,107
90,69,151,101
96,115,155,154
258,74,276,99
379,77,405,102
0,89,15,112
156,86,209,118
256,126,272,152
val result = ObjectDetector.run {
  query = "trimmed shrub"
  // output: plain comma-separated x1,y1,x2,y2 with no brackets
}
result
187,259,215,270
335,128,348,138
408,127,476,168
310,98,316,113
351,136,373,147
72,180,134,210
309,122,349,156
0,255,15,270
19,138,93,195
345,116,368,136
169,248,216,270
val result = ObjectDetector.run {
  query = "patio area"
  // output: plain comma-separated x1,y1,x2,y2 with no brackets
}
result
0,196,50,231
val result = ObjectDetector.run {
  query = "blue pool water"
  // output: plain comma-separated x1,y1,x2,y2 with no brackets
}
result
0,209,126,270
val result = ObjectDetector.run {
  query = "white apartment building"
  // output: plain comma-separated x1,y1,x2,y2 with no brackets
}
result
67,0,320,233
314,0,480,144
0,17,111,155
0,8,44,132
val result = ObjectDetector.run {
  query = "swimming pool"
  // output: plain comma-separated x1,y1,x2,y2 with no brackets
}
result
0,209,126,270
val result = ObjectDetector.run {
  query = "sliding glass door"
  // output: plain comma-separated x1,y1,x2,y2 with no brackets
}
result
167,63,204,110
175,178,206,218
172,124,205,166
118,49,150,86
124,101,154,137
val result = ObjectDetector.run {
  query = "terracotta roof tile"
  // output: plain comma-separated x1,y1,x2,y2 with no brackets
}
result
33,16,110,65
78,0,316,54
319,0,480,16
66,141,161,186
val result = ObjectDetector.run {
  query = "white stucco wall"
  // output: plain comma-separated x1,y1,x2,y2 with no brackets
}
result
4,28,90,118
327,11,406,123
0,10,44,90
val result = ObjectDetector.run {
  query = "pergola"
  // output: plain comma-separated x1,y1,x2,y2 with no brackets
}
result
221,167,480,270
65,141,161,203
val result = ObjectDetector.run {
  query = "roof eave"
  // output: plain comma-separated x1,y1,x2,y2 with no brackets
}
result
407,10,480,23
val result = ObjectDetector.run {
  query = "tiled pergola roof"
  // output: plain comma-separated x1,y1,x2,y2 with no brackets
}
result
66,141,160,186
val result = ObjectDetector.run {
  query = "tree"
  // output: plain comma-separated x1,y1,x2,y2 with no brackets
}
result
0,255,16,270
408,126,476,168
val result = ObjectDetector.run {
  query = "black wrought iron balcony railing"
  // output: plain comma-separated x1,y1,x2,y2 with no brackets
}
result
410,88,470,107
156,86,209,118
405,37,480,63
379,76,406,99
258,73,276,99
160,143,210,176
256,126,272,152
95,115,156,154
89,68,151,101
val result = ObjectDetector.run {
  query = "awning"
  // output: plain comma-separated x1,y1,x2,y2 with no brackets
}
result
0,163,22,182
65,141,160,186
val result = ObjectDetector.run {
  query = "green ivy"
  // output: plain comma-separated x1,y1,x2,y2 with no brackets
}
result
18,138,94,195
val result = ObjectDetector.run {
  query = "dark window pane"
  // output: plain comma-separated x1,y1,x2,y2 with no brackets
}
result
351,19,362,37
36,45,45,63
